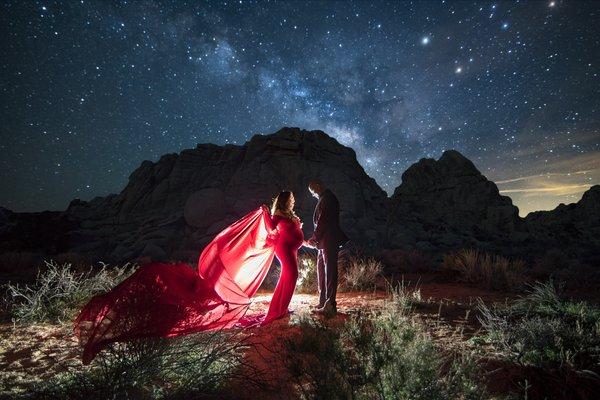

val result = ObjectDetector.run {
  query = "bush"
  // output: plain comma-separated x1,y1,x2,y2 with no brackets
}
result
34,329,252,400
340,256,383,292
282,305,484,399
386,278,425,314
442,249,526,291
296,253,318,293
4,260,136,324
477,280,600,371
260,261,282,291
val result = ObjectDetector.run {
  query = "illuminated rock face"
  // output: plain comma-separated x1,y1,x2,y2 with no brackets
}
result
0,127,598,268
1,127,389,263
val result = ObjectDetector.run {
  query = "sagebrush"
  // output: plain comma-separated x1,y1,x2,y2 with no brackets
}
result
35,329,254,400
4,260,136,323
477,280,600,371
283,303,484,399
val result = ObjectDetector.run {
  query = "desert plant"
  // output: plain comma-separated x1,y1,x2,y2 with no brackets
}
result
296,253,318,293
340,256,383,292
442,249,526,291
283,304,484,399
385,278,424,314
477,280,600,371
5,260,136,324
34,328,254,400
260,261,282,291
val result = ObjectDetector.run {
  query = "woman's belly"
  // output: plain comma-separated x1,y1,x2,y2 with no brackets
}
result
278,226,304,250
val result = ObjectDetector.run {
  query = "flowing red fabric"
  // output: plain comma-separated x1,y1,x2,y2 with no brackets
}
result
73,207,277,364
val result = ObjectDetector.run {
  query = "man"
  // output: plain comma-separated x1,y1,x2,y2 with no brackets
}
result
304,180,349,315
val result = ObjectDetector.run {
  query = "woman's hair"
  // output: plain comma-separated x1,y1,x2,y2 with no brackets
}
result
271,190,297,219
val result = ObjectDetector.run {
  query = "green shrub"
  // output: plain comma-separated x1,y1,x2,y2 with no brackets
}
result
296,253,318,293
477,280,600,371
283,307,484,399
34,329,251,399
4,260,136,324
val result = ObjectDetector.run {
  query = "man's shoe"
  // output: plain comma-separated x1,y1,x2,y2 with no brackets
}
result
310,302,325,310
315,301,337,316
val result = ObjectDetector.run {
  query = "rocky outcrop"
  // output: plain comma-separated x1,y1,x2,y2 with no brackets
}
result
0,127,598,269
0,127,389,264
520,185,600,260
387,150,521,254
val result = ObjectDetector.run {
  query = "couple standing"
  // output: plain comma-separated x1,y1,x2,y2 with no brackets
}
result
74,180,348,364
261,180,348,323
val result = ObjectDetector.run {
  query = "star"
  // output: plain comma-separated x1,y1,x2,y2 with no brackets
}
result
0,1,596,217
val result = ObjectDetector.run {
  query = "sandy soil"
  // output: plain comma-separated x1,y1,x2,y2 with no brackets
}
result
0,278,515,399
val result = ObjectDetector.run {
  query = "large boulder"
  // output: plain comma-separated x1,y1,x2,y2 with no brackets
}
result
387,150,520,253
521,185,600,261
0,127,389,264
0,127,597,270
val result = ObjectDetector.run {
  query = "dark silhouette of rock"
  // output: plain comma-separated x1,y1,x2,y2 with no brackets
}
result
386,150,521,255
0,127,598,271
0,127,388,265
521,185,600,261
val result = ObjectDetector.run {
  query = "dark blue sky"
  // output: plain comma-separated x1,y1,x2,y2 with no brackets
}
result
1,0,598,215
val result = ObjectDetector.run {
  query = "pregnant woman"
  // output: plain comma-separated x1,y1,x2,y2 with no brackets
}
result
260,190,303,325
74,190,303,364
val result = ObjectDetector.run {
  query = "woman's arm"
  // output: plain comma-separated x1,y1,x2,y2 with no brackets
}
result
261,205,277,231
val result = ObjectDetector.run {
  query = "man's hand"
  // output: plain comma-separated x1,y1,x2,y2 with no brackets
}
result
304,238,317,248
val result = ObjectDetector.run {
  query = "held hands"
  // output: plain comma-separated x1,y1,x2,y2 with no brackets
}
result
303,238,317,249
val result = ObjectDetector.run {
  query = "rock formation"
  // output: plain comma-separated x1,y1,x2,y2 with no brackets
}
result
1,127,389,266
0,127,598,273
521,185,600,261
387,150,521,255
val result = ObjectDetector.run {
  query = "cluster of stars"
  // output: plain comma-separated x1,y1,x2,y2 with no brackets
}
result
0,0,598,216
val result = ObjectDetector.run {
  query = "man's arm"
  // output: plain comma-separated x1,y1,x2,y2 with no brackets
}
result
308,196,328,245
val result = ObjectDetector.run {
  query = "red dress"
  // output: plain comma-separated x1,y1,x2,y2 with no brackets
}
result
73,207,301,364
261,213,303,324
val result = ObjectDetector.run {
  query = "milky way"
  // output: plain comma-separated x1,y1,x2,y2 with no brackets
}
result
1,0,599,215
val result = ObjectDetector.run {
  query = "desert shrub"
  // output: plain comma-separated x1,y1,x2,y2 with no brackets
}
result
5,260,136,324
296,253,318,293
442,249,526,291
283,307,484,399
385,278,425,314
34,329,252,400
477,280,600,371
340,256,383,292
260,261,282,291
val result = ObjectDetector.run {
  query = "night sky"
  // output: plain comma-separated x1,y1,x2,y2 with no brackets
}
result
1,1,598,216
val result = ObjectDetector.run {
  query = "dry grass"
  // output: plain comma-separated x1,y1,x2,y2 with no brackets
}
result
339,256,383,292
4,260,136,324
441,249,526,291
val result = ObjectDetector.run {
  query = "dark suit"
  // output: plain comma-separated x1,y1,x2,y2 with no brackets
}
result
309,189,348,307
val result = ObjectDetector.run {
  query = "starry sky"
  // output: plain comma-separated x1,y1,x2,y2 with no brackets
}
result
1,0,599,216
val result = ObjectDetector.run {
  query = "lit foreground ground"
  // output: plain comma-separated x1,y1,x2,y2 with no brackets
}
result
1,276,597,399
